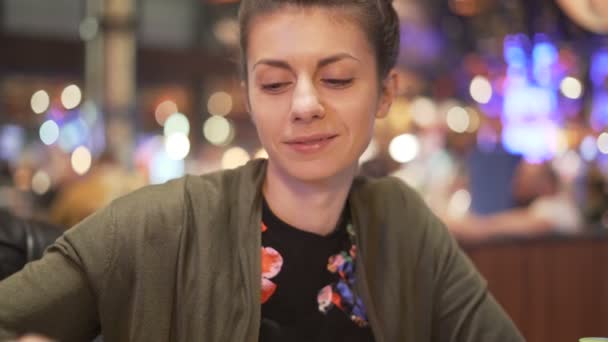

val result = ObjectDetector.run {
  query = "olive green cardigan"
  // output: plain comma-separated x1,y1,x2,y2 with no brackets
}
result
0,159,523,341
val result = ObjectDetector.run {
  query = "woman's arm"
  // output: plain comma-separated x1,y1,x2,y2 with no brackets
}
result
428,215,525,341
0,205,115,341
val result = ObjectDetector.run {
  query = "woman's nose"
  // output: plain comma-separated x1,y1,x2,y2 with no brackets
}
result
290,77,325,123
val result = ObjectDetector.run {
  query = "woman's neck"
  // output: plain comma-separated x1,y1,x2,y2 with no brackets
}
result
262,161,356,236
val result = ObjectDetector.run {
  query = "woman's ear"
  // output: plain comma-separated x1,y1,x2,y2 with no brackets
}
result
376,69,398,119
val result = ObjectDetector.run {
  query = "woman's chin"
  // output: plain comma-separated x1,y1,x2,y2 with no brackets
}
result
270,158,356,185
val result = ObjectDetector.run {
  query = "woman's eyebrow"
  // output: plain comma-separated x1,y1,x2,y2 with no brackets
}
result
252,53,360,71
317,53,360,68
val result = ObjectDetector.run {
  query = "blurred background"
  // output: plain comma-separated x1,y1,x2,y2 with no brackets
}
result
0,0,607,340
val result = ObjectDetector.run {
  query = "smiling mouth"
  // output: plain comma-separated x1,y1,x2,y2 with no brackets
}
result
285,134,338,145
283,134,338,154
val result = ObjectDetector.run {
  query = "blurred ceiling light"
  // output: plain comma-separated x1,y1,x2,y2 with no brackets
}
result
411,97,438,128
164,133,191,160
388,134,420,163
254,148,269,159
597,132,608,154
155,100,178,126
446,106,470,133
580,135,598,161
560,77,583,99
203,115,233,146
164,113,190,136
207,91,233,116
222,147,250,170
71,146,92,175
39,120,60,145
79,17,99,41
469,75,492,104
31,170,51,195
61,84,82,110
213,18,239,46
30,90,50,114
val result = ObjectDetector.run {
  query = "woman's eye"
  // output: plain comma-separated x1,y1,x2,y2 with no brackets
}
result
261,82,291,93
323,78,354,88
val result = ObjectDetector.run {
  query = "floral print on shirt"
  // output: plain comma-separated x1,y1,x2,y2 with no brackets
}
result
317,244,369,327
261,223,283,303
260,221,369,327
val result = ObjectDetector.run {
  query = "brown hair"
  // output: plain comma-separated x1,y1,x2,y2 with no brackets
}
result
238,0,400,82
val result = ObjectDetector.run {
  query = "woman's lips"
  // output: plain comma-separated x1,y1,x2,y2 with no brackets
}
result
284,134,338,153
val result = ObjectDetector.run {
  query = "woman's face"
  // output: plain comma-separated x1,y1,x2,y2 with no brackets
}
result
246,6,395,183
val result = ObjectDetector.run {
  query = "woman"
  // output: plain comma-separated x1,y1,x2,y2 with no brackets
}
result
0,0,523,341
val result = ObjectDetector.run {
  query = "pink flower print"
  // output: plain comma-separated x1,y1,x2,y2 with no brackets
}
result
261,246,283,303
317,284,345,313
318,285,333,313
327,253,345,273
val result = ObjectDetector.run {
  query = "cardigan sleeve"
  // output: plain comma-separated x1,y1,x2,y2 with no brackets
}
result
0,204,116,342
426,211,524,341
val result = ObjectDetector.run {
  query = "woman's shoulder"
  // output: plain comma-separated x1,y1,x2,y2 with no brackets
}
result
352,175,429,212
108,160,265,231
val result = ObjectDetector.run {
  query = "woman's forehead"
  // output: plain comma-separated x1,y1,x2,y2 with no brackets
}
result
246,7,373,63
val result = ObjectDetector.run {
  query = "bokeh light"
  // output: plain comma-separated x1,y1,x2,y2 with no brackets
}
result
31,170,51,195
447,189,471,219
203,115,233,146
155,100,178,126
560,77,583,99
71,146,92,175
61,84,82,110
446,106,470,133
213,18,239,46
58,118,89,152
30,90,50,114
465,107,481,133
254,148,269,159
388,134,420,163
221,147,250,169
207,91,233,116
79,17,99,41
411,97,438,127
597,132,608,154
81,100,99,125
580,135,598,161
164,133,191,160
469,76,492,104
163,113,190,136
39,120,60,145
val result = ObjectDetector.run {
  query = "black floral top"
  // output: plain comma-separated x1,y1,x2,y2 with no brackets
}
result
259,199,374,342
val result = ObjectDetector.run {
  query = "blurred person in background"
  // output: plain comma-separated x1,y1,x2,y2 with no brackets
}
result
0,208,62,281
581,165,608,227
447,160,582,243
0,160,62,281
49,152,146,228
0,0,522,341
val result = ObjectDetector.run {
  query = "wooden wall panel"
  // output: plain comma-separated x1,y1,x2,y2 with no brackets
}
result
463,235,608,342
